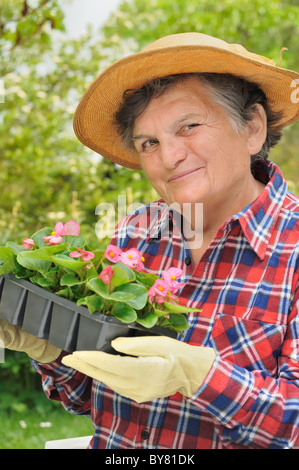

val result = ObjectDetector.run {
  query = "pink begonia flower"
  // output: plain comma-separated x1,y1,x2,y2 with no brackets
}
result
104,245,123,263
43,234,63,245
22,238,35,250
148,279,177,304
119,248,145,271
43,220,80,246
162,267,184,293
60,220,80,236
99,265,114,285
69,248,95,262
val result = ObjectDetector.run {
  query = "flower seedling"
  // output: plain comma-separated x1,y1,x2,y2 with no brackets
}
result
0,221,201,335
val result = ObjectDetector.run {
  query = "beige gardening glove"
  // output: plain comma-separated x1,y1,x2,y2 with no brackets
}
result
0,319,61,363
62,336,216,403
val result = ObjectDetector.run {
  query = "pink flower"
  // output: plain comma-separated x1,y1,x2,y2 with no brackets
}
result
99,265,114,285
69,248,95,262
43,220,80,246
43,234,63,245
59,220,80,236
22,238,35,250
104,245,122,263
162,267,184,293
148,279,177,304
104,246,145,271
119,248,145,271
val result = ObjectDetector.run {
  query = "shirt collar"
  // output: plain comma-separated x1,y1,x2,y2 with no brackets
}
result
224,160,287,260
146,161,287,261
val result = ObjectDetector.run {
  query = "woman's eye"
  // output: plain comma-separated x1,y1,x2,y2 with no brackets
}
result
183,123,200,132
141,139,158,152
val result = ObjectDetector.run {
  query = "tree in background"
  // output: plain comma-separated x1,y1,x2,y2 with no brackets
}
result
1,0,298,250
102,0,299,69
0,0,155,248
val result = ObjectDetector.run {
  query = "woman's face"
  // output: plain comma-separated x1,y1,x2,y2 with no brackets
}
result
132,77,261,212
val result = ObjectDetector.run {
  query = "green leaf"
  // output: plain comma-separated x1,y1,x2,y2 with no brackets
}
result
87,277,109,296
116,283,148,310
111,302,137,323
86,277,134,303
90,249,105,269
135,270,158,288
35,277,56,289
163,301,202,314
114,261,136,281
43,267,59,283
0,246,16,262
167,313,189,333
63,235,85,247
109,263,136,291
0,246,18,275
52,254,86,272
84,280,149,310
85,265,99,280
16,253,51,276
5,242,26,255
77,295,103,314
109,291,136,302
31,227,52,248
60,273,84,287
18,244,68,262
55,287,74,299
153,305,170,318
136,312,158,329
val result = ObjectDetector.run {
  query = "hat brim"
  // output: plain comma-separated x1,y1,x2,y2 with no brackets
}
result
73,45,299,170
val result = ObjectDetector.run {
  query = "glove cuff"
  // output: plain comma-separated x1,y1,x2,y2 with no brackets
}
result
28,341,62,363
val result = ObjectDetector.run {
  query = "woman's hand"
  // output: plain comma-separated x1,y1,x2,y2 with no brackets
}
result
62,336,216,403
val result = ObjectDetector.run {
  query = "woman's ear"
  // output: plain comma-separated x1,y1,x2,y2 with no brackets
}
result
246,104,267,155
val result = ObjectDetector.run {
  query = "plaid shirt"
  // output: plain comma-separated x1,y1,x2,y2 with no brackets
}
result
32,161,299,449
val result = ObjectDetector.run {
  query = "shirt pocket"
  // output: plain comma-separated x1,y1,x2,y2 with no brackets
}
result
211,312,286,375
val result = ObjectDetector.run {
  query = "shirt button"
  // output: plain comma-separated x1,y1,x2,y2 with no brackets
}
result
184,256,191,266
141,429,150,440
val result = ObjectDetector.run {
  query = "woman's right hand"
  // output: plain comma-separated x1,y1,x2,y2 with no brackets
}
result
0,319,61,363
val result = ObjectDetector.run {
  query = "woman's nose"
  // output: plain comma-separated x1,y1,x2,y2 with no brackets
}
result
159,139,187,169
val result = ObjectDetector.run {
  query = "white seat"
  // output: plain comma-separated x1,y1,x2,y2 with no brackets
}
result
45,435,93,449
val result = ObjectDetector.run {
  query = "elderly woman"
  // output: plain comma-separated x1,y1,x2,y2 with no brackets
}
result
1,33,299,449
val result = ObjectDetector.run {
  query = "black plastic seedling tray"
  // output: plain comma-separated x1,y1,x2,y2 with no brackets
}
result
0,274,176,353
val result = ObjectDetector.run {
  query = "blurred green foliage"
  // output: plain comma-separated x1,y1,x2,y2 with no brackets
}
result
0,0,298,413
0,0,157,249
0,0,298,251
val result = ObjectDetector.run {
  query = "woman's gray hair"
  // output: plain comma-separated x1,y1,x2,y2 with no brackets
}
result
114,73,284,176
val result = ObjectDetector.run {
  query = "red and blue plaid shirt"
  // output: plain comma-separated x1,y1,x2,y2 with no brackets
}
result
33,161,299,449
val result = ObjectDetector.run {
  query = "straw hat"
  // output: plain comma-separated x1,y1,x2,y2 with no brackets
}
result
73,32,299,170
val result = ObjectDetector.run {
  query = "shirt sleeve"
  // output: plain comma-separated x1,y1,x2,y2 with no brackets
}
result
191,289,299,449
31,351,92,418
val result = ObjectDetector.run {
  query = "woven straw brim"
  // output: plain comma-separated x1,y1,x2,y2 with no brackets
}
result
73,45,299,170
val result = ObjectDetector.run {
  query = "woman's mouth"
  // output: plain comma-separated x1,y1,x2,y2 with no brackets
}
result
167,167,203,183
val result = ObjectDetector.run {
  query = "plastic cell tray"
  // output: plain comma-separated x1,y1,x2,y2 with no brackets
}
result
0,274,176,353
